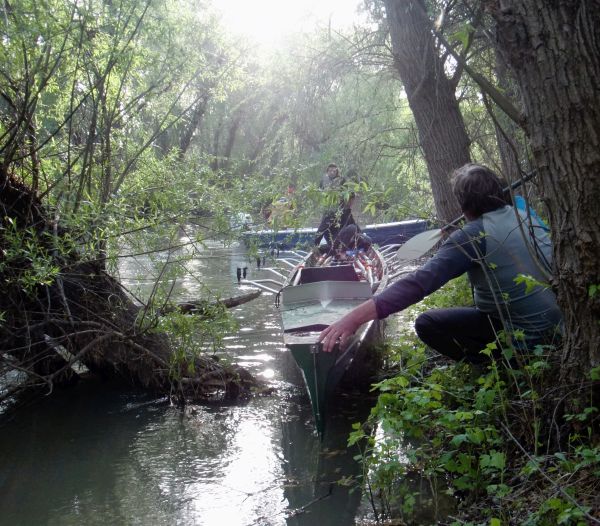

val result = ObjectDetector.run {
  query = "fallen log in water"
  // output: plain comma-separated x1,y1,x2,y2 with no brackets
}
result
174,290,262,314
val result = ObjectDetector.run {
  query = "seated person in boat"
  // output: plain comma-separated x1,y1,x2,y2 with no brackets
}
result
324,223,373,264
319,163,563,363
314,163,357,250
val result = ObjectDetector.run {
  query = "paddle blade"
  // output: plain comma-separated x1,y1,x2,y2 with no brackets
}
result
396,229,443,264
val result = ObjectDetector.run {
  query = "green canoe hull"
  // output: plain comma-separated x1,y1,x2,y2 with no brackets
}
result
285,320,381,435
281,279,383,435
278,249,388,435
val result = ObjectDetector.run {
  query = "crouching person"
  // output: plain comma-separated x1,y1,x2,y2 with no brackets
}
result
319,163,562,363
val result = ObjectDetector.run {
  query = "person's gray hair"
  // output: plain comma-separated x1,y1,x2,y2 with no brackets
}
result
451,163,505,217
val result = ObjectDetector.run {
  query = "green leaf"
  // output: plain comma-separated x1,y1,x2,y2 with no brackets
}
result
514,273,548,294
449,24,474,51
450,434,468,447
502,347,514,361
467,428,485,445
455,411,474,421
480,451,506,470
589,366,600,380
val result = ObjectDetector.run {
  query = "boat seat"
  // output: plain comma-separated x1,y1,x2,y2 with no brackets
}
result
299,265,359,284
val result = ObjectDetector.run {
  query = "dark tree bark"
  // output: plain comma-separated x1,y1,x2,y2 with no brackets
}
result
211,108,245,173
487,1,600,386
383,0,470,222
210,114,223,172
491,49,526,183
248,113,288,165
221,111,243,170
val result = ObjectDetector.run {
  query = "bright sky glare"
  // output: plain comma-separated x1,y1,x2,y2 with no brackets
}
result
213,0,364,47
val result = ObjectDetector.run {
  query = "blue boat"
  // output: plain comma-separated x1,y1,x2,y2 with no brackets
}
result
241,219,429,250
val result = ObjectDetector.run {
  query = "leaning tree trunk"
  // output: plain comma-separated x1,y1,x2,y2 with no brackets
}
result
383,0,470,223
487,1,600,388
0,179,260,405
492,48,527,183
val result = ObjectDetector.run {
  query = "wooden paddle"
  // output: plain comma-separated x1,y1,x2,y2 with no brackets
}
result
395,170,537,265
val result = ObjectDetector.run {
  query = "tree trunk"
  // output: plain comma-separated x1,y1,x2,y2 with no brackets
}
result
383,0,470,223
172,290,262,314
492,49,526,183
210,115,223,172
179,97,208,159
221,111,243,171
487,1,600,387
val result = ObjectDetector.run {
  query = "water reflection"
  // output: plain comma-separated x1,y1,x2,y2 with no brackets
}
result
0,239,373,526
283,394,372,526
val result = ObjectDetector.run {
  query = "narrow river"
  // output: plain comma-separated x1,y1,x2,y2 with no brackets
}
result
0,233,379,525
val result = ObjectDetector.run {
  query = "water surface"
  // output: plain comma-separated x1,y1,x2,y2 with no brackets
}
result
0,237,375,525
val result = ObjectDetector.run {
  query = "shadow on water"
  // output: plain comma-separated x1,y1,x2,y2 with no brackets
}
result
0,380,175,525
282,392,374,526
0,239,380,526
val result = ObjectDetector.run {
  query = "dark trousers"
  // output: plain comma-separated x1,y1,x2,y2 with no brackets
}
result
414,307,505,364
333,224,359,251
314,208,355,246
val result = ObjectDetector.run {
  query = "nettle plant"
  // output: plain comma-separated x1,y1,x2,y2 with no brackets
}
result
351,351,511,521
347,274,598,524
347,277,509,519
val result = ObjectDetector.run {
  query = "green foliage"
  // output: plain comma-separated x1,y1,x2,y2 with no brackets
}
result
1,0,443,262
350,276,598,524
1,0,597,522
0,218,61,294
523,497,592,526
450,23,474,52
154,304,238,378
367,362,508,499
514,274,550,294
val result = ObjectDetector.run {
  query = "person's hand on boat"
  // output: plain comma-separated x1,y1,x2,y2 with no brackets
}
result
319,317,360,353
318,299,379,353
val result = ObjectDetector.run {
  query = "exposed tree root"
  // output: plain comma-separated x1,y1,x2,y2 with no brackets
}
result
0,177,264,408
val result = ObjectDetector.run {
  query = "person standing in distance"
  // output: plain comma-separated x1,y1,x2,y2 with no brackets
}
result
314,163,357,249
